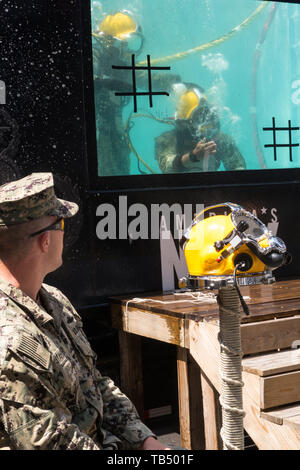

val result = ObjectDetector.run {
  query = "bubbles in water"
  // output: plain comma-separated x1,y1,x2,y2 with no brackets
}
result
224,108,241,126
91,1,103,29
92,1,102,10
206,78,227,108
206,81,242,140
201,52,229,74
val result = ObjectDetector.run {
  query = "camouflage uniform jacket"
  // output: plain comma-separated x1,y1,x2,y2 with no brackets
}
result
156,129,246,173
0,278,154,450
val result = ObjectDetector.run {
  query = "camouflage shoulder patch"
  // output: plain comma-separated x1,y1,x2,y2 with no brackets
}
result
16,332,50,369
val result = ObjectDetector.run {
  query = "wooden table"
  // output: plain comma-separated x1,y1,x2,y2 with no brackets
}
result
110,279,300,450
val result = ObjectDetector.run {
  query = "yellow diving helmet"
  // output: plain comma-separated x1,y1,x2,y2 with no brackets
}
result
173,84,206,120
177,89,201,120
172,83,220,139
179,202,292,290
99,11,137,40
94,11,144,55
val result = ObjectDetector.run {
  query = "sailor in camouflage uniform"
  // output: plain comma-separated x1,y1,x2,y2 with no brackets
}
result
0,173,167,450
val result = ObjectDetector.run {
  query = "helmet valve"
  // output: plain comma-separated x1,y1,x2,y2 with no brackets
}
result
215,220,249,263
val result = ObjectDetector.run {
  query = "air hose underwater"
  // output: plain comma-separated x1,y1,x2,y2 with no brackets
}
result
124,111,176,174
137,3,268,67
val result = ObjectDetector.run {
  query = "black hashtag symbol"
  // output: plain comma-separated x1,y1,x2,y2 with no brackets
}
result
112,54,171,113
263,117,299,162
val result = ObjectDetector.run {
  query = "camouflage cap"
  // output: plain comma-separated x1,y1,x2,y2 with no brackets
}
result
0,172,79,228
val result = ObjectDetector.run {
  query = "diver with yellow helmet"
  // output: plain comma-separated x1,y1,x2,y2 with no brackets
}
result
92,10,181,176
93,10,145,81
155,83,246,173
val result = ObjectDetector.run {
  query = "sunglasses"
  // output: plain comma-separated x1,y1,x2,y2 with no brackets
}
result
29,218,65,238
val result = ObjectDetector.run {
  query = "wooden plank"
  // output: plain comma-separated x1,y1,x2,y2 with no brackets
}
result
176,350,208,450
285,415,300,431
187,353,206,450
118,293,220,320
261,371,300,409
261,404,300,425
239,280,300,303
177,348,206,450
111,280,300,314
177,348,192,449
121,306,185,346
189,321,222,392
111,281,300,324
118,331,144,419
200,371,222,450
242,370,261,408
196,299,300,325
241,299,300,324
241,316,300,355
243,349,300,377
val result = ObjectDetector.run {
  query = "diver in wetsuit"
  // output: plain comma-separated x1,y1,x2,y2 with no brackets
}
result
156,83,246,173
92,11,181,176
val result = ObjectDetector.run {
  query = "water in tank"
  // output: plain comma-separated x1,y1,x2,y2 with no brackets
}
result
90,0,300,177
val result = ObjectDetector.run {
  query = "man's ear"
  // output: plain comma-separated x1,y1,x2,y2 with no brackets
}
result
38,232,50,253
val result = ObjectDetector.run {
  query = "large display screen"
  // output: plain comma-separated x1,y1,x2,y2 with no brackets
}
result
90,0,300,177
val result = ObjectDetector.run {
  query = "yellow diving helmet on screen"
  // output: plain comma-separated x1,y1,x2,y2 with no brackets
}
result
179,203,292,290
95,10,144,56
99,11,137,40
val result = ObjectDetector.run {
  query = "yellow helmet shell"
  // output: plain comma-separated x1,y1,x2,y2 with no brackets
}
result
184,214,266,276
99,12,137,40
177,89,201,120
